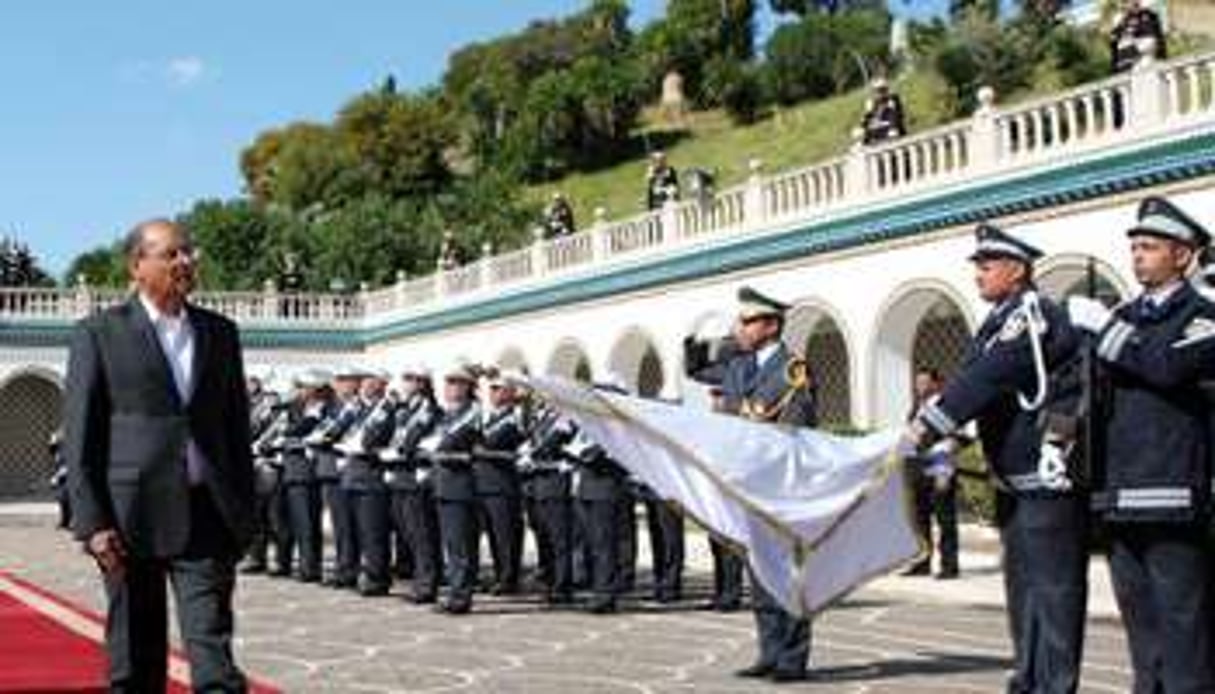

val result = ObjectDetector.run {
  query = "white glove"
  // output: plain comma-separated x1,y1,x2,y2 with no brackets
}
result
1037,441,1072,492
1067,296,1112,334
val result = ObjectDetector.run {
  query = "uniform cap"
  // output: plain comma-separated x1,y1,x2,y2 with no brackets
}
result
968,223,1043,264
1128,196,1210,248
737,286,790,321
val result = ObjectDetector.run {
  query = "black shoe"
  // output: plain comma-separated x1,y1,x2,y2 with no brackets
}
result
409,592,437,605
900,561,930,577
546,591,574,605
769,669,806,683
587,597,617,614
297,571,321,583
238,560,267,575
268,566,292,578
359,584,390,597
713,598,741,612
490,581,519,596
734,663,774,679
936,568,959,580
435,599,471,615
326,577,356,590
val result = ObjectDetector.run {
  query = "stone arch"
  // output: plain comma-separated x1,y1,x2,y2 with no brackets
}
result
0,369,64,499
495,346,531,375
607,327,667,398
784,300,854,428
1036,253,1129,307
871,281,975,428
547,339,593,383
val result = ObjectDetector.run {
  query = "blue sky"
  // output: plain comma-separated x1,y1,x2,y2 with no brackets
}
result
0,1,946,277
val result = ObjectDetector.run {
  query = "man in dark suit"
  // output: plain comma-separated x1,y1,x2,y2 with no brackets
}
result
64,218,256,692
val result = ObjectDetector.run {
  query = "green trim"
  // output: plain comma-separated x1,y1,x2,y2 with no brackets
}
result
4,129,1214,351
363,130,1215,343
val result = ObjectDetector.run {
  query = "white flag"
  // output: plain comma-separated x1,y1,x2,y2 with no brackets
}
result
528,376,922,617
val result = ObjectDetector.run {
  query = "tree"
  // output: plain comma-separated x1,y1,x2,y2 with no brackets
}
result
176,199,284,291
0,238,53,287
763,9,890,105
64,244,127,287
334,90,455,200
638,0,757,107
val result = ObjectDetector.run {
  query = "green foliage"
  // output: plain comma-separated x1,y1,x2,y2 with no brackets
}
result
334,90,455,199
636,0,757,107
702,56,765,124
63,244,127,288
763,10,891,106
0,238,55,287
176,199,284,292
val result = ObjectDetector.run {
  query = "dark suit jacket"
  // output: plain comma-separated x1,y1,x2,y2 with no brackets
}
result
64,297,256,559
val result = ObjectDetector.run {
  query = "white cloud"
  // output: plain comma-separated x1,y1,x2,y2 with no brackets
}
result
165,56,206,87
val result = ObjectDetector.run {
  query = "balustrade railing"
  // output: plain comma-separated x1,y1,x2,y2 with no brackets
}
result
3,51,1211,328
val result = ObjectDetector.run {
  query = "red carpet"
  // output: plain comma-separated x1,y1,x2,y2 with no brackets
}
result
0,571,278,693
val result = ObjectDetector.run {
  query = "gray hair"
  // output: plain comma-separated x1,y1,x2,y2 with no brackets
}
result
123,218,189,261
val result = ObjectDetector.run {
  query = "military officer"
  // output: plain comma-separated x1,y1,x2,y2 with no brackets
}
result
381,364,444,604
645,151,680,211
338,370,396,597
908,224,1085,693
520,400,578,604
473,370,527,595
718,286,818,683
860,77,907,145
239,376,284,574
426,362,483,614
1110,0,1166,74
1068,196,1214,693
279,369,334,583
305,366,368,588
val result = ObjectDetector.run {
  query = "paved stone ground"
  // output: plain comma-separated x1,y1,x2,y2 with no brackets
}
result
0,508,1132,693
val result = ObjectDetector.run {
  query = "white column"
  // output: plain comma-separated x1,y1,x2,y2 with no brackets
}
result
1129,58,1167,132
743,157,766,230
970,85,1000,173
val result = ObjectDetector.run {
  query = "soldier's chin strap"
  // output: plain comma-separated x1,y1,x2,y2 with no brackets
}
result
1018,290,1073,492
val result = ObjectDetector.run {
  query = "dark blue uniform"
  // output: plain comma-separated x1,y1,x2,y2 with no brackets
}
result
427,400,482,613
521,405,577,603
473,405,526,594
242,391,285,573
280,396,333,582
1091,281,1215,693
381,392,443,602
917,288,1086,694
306,397,366,588
342,394,397,596
640,483,684,603
720,341,817,679
569,430,630,612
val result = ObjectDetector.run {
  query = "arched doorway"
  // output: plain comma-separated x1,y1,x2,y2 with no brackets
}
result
1037,256,1127,307
607,328,666,398
784,304,853,429
0,371,63,498
872,284,973,427
547,340,593,383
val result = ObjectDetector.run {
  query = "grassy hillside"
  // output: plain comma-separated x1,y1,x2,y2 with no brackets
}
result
526,71,957,225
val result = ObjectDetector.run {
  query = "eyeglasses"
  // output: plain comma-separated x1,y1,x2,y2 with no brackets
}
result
142,245,201,264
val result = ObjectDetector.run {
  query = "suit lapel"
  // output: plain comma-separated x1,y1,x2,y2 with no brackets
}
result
186,304,209,405
128,297,183,412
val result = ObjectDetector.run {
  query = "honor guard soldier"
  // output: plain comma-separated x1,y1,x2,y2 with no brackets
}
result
1068,197,1215,693
424,361,482,614
473,370,527,595
569,377,635,614
305,366,368,588
720,286,818,682
280,369,334,583
645,151,680,211
1110,0,1166,74
860,78,907,145
908,224,1086,694
520,400,578,604
381,364,444,603
338,370,396,597
706,385,745,610
241,378,286,575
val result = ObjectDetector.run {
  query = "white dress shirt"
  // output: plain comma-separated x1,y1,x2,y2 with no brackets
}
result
139,294,207,485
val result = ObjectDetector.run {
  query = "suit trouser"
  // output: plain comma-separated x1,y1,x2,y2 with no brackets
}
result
106,488,245,693
909,467,959,573
322,480,359,585
284,482,323,579
349,486,391,590
578,498,620,601
477,493,522,590
243,488,273,567
710,537,744,607
394,486,442,598
645,498,684,599
269,485,294,572
749,570,812,675
438,498,479,604
997,493,1088,694
1108,521,1213,694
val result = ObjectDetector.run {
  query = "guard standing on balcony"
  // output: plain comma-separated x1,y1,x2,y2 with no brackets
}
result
427,362,483,614
1110,0,1166,74
907,224,1086,694
543,193,576,239
645,151,680,211
1067,196,1215,693
860,78,907,146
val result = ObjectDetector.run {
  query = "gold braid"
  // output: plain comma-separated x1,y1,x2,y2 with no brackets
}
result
739,357,811,422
